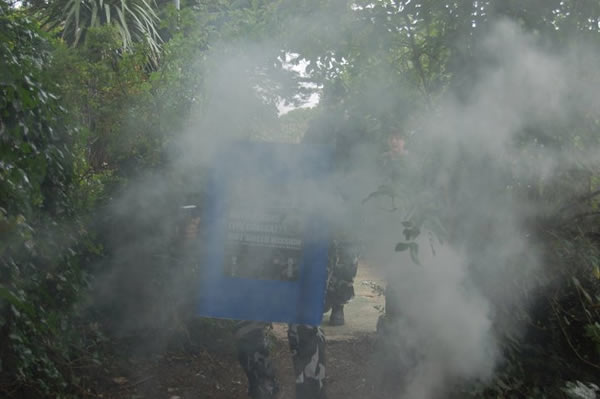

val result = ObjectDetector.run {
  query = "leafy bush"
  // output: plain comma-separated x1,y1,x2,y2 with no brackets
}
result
0,4,105,397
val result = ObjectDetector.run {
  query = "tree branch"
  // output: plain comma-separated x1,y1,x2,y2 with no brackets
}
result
558,189,600,214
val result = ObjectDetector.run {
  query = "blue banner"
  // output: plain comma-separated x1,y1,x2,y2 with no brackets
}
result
197,141,331,325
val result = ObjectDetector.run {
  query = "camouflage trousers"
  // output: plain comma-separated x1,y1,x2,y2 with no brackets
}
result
234,241,358,399
324,239,359,311
235,321,326,399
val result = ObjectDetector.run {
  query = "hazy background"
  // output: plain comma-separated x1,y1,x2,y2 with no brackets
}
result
91,2,600,398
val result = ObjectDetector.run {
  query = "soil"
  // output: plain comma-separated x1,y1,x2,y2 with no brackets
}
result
87,263,388,399
87,332,383,399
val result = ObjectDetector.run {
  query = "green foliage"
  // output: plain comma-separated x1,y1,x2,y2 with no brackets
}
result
0,4,106,396
50,25,159,173
37,0,162,61
584,323,600,356
1,6,70,216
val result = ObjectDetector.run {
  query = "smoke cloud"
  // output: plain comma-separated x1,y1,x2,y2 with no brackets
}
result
354,20,600,398
94,4,600,398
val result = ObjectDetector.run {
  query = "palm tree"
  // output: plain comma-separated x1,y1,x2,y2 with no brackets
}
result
38,0,162,59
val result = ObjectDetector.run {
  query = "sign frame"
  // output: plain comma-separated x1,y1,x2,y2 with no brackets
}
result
196,141,331,325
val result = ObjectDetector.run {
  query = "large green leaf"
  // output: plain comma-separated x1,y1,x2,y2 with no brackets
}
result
41,0,162,59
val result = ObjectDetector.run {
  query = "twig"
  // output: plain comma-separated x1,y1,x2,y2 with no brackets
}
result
556,211,600,229
117,375,154,392
558,189,600,214
73,383,101,398
574,282,597,325
570,211,600,222
550,297,600,370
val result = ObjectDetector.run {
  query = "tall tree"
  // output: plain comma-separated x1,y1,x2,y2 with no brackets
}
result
35,0,162,60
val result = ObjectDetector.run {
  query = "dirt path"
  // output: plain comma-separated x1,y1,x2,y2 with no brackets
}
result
95,336,383,399
93,263,386,399
273,261,385,341
271,261,386,398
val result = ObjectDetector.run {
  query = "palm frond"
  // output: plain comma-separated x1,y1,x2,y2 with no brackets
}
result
40,0,162,59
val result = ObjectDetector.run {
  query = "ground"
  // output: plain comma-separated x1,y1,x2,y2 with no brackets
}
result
82,261,600,399
90,264,388,399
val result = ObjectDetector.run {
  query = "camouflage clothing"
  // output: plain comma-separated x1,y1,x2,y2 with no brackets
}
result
235,321,326,399
324,238,360,312
235,321,280,399
288,324,327,398
235,241,357,399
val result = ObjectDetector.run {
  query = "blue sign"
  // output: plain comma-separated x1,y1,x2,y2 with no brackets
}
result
197,141,331,325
